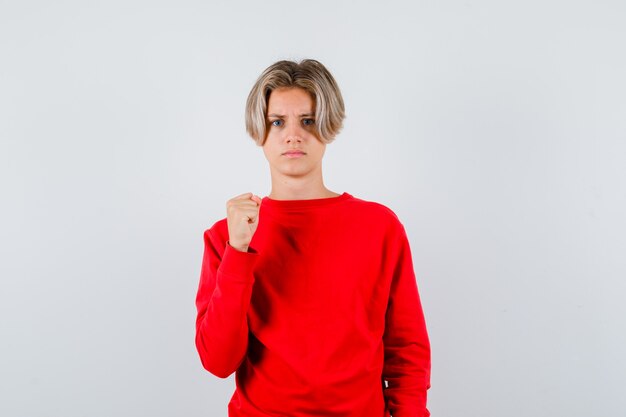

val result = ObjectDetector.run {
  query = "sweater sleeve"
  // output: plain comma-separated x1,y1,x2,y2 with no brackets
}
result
382,223,432,417
194,227,259,378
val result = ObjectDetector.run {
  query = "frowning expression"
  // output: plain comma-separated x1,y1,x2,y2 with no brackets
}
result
262,87,327,179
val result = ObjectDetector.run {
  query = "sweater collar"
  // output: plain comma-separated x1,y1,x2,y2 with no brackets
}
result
261,192,352,210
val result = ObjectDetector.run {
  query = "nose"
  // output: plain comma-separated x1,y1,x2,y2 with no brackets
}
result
286,135,302,144
284,121,304,143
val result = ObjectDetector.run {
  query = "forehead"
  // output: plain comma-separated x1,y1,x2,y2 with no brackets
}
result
267,87,315,113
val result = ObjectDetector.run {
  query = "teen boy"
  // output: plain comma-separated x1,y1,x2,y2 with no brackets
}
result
195,59,431,416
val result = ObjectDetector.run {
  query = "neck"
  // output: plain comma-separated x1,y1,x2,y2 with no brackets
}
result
267,172,338,201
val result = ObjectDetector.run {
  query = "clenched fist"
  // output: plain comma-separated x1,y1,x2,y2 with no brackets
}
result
226,192,262,252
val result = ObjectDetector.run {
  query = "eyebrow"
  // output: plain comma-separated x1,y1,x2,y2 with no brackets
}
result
267,113,315,118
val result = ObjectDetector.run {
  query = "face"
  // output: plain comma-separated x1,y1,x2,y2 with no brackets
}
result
262,87,327,180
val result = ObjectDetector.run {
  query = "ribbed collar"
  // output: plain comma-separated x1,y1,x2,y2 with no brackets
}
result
261,192,353,210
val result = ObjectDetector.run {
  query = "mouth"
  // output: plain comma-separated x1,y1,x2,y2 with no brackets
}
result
283,151,305,158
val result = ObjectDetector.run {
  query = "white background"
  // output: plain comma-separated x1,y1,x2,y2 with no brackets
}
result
1,1,625,416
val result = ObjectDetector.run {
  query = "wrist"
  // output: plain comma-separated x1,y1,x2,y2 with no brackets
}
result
227,240,249,252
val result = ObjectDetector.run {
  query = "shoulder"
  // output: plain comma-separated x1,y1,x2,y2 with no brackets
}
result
345,194,405,232
203,217,229,247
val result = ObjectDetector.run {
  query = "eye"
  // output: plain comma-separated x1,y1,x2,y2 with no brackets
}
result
270,119,283,127
302,118,315,126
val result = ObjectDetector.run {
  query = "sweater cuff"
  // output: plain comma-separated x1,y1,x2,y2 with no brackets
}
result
218,241,259,283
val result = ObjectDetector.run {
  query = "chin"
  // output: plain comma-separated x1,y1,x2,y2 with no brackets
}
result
280,167,311,177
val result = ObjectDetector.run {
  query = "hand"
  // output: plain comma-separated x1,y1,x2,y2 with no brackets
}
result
226,192,262,252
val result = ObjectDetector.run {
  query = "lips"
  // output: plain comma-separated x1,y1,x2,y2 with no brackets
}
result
283,150,305,155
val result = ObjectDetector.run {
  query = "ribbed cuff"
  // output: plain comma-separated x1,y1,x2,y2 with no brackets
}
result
217,241,259,283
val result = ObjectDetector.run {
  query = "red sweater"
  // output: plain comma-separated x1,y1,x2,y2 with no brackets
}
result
195,192,431,416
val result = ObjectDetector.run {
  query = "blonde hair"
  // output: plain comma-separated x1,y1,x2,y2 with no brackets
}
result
245,59,346,146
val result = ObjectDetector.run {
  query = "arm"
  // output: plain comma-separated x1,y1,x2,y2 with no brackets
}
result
194,228,259,378
382,223,432,417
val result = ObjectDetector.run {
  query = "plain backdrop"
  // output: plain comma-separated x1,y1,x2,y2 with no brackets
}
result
1,1,625,416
